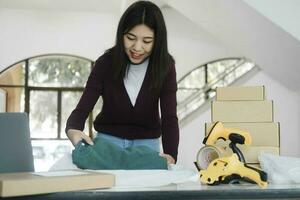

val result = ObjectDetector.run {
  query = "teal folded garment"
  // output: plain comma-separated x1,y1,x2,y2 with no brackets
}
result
72,137,168,170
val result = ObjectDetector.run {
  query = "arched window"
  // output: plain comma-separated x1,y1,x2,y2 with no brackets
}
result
177,57,256,122
0,54,102,171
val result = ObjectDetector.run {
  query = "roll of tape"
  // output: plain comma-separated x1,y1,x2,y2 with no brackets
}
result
196,145,231,169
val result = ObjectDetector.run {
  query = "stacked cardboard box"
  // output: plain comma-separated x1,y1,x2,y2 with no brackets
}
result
205,86,280,166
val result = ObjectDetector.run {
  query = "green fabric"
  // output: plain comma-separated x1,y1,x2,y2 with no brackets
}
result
72,137,168,170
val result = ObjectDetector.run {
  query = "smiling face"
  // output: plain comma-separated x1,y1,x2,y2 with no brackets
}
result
123,24,154,64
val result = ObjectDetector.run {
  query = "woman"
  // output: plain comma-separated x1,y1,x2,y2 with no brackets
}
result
66,1,179,164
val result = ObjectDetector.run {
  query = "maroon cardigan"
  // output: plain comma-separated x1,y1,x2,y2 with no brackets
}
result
66,52,179,160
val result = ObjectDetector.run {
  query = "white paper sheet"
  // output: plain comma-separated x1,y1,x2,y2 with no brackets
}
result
49,153,199,189
86,168,199,189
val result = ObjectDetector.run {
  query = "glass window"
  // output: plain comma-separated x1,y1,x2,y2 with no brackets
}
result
30,90,58,138
177,58,256,121
207,59,239,82
28,55,91,87
31,140,73,172
177,67,205,104
61,91,89,138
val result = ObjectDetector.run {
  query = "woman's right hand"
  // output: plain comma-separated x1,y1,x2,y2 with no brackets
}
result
66,129,94,146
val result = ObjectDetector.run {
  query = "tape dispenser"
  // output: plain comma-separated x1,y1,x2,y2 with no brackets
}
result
196,121,268,188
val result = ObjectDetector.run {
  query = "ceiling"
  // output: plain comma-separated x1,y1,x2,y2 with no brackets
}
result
0,0,122,13
0,0,168,13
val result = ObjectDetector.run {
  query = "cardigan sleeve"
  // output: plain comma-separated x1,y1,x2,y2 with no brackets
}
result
65,57,105,133
159,63,180,162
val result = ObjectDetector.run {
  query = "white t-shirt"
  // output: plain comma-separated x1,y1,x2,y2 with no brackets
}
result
123,59,149,106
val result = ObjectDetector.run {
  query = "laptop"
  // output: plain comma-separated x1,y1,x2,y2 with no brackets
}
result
0,112,34,173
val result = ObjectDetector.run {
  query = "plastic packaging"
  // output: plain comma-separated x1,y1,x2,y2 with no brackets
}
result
259,152,300,184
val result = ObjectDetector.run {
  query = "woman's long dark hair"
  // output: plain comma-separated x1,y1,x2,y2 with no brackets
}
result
106,0,174,93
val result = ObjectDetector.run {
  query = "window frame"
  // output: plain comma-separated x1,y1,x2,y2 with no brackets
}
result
0,54,95,140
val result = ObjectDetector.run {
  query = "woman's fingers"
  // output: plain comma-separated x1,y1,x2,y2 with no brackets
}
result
81,134,94,145
67,129,93,146
160,153,175,164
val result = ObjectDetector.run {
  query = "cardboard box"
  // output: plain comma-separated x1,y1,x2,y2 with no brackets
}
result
216,86,266,101
238,146,280,164
205,122,280,146
211,100,273,122
0,170,115,197
213,141,279,163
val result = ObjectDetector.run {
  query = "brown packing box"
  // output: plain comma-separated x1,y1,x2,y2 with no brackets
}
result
216,86,266,101
205,122,280,147
211,100,273,122
213,141,279,163
238,145,280,164
0,170,115,197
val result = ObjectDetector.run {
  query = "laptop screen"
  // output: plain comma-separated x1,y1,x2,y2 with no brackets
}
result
0,113,34,173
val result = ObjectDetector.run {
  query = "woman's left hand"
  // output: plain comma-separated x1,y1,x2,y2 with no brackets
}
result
160,153,175,164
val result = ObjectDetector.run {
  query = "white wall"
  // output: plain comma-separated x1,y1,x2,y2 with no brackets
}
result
165,0,300,91
0,8,118,69
0,7,238,79
163,7,239,78
246,72,300,156
243,0,300,42
178,70,300,170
